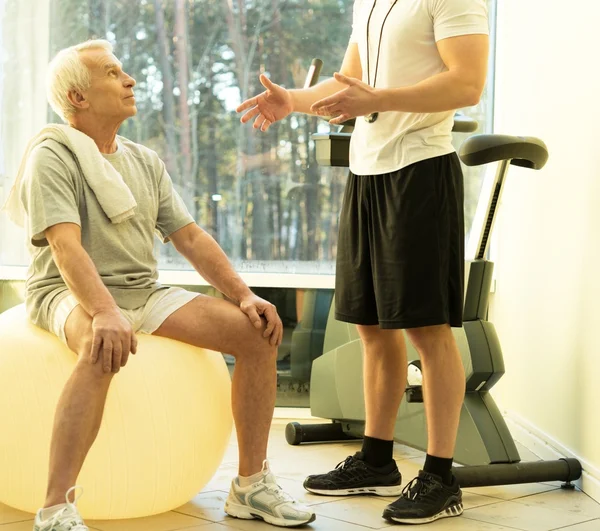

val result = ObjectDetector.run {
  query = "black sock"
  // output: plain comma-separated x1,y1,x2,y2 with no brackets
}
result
423,454,454,486
361,436,394,468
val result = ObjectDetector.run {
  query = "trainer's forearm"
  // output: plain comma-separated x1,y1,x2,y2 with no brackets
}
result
51,241,119,317
378,71,482,113
179,228,253,305
289,77,348,115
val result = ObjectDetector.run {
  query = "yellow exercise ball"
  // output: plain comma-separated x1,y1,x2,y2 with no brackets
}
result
0,304,233,520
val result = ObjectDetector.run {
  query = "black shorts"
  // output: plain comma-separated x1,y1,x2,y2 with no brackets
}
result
335,152,464,329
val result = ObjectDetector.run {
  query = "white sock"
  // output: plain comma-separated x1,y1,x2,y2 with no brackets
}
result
41,503,67,521
238,469,266,487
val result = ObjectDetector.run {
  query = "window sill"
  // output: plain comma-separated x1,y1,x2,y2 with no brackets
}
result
0,266,336,289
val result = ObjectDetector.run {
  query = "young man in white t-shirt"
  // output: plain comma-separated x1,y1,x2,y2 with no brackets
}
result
238,0,489,524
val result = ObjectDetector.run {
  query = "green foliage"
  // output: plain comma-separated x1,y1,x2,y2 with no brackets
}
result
47,0,494,269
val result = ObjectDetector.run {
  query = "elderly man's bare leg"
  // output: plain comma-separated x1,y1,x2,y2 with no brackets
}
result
40,294,313,528
154,294,315,526
43,306,114,510
153,294,277,477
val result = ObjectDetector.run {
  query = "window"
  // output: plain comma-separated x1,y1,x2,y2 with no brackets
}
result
0,0,496,407
1,0,496,274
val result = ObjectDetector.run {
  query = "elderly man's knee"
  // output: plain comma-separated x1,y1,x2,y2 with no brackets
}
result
73,340,116,381
233,321,277,361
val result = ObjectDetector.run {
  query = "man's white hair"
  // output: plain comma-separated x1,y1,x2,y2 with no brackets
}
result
47,39,113,122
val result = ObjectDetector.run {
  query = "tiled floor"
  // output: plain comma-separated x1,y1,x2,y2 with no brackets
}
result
1,420,599,530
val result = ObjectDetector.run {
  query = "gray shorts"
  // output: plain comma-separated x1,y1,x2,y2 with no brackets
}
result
48,287,199,344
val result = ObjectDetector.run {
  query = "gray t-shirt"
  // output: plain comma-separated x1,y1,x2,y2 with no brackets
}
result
20,136,194,330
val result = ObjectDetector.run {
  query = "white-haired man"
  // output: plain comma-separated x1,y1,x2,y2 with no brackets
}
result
12,40,314,531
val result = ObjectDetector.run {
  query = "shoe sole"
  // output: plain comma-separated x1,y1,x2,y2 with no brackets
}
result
225,500,316,528
305,484,404,497
384,502,464,524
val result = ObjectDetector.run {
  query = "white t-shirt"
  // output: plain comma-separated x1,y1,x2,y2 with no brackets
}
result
348,0,489,175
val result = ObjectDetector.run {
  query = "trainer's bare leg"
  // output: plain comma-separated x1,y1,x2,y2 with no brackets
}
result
406,324,465,458
153,294,277,477
44,307,114,507
357,326,407,441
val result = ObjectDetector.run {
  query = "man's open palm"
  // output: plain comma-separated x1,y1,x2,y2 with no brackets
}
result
236,74,293,132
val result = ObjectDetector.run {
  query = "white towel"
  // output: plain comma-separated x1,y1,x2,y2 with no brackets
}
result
1,124,137,227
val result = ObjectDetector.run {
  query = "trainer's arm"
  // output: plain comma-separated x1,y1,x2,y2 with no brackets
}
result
45,222,119,317
289,42,362,114
378,34,489,113
169,223,253,304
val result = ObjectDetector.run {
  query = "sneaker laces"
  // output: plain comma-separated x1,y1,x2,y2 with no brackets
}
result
401,474,437,502
327,454,365,480
257,460,296,505
264,482,296,504
47,486,88,530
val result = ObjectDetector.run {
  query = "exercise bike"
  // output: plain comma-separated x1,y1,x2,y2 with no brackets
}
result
285,60,582,489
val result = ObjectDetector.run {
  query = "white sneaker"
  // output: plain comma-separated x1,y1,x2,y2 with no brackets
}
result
225,461,316,527
33,486,88,531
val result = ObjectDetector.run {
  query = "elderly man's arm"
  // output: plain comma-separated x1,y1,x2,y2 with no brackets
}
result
45,222,137,368
170,223,252,304
169,223,283,345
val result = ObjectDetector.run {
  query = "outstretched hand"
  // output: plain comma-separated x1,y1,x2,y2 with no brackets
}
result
239,293,283,346
311,72,381,124
236,74,294,132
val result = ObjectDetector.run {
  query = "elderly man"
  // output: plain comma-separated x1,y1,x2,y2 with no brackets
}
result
10,39,314,531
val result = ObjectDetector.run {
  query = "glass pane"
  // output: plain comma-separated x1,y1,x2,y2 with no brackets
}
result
38,0,495,273
40,0,355,276
0,0,497,407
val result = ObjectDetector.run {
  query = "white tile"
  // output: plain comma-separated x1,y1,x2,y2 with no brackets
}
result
88,511,210,531
0,521,35,530
404,516,525,530
268,453,353,483
462,491,503,510
464,500,594,531
202,465,238,492
464,482,559,500
175,491,229,522
0,503,33,525
269,476,355,506
177,524,228,531
551,520,600,530
0,521,103,531
393,443,426,461
312,496,393,528
220,513,373,531
396,457,425,481
46,420,598,531
515,488,600,519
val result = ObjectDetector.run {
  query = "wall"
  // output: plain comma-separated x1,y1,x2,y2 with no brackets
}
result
490,0,600,498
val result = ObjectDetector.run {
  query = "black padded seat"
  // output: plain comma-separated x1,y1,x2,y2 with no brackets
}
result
459,134,548,169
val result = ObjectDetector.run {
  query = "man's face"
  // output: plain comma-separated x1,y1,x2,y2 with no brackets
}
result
77,47,137,121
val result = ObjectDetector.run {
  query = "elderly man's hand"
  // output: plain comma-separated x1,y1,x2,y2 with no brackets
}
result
90,309,138,373
239,293,283,347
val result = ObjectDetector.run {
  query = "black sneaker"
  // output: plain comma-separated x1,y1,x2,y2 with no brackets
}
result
303,451,403,496
382,470,463,524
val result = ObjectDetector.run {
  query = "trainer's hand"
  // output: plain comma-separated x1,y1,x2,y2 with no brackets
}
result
89,309,137,373
236,74,293,132
311,72,380,124
239,293,283,347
